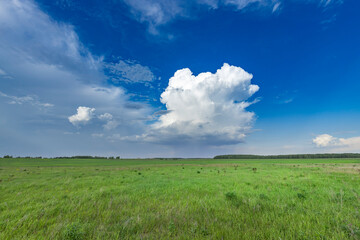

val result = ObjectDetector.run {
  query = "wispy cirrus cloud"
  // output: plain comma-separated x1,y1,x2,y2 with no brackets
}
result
0,69,6,76
122,0,280,34
104,60,156,84
319,0,343,7
275,90,297,104
0,68,13,79
123,0,343,34
0,90,54,108
224,0,279,10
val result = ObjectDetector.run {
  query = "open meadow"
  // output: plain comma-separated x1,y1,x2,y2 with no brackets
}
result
1,158,360,239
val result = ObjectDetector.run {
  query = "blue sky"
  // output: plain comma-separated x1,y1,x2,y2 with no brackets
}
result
1,0,360,157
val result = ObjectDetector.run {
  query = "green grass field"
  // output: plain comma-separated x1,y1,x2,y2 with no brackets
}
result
1,158,360,239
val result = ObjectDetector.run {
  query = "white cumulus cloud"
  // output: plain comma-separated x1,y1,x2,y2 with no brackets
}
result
313,134,360,152
68,106,96,125
98,113,113,121
149,63,259,144
312,134,337,147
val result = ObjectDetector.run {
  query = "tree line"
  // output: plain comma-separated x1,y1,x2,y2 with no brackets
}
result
3,153,360,160
214,153,360,159
1,155,121,159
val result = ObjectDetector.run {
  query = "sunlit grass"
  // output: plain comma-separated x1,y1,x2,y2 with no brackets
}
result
1,158,360,239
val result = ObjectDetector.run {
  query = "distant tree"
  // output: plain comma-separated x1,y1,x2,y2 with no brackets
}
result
3,155,13,158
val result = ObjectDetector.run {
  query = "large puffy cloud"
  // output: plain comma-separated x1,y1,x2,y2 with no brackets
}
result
149,63,259,144
313,134,360,152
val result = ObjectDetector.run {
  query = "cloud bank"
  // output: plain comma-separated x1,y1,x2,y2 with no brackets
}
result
148,63,259,144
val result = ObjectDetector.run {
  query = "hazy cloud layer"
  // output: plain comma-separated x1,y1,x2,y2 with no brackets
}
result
0,0,153,157
0,0,102,79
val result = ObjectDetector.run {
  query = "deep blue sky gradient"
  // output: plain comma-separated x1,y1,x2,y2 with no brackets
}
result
36,0,360,119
